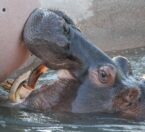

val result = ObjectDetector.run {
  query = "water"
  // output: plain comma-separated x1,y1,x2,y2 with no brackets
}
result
1,48,145,132
1,108,145,132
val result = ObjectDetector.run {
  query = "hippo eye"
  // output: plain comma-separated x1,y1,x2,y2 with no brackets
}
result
89,64,116,87
98,69,109,83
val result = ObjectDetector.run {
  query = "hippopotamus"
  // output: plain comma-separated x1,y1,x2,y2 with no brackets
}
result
1,8,145,120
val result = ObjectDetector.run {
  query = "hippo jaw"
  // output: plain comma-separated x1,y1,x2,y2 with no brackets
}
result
24,8,82,71
23,8,114,77
68,27,114,66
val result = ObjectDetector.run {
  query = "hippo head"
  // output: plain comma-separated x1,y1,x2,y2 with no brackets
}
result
71,55,145,120
22,9,145,120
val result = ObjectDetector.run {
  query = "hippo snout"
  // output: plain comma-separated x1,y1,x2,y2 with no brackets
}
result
111,75,145,119
113,87,141,112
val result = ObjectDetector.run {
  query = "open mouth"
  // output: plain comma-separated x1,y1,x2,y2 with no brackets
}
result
0,64,49,103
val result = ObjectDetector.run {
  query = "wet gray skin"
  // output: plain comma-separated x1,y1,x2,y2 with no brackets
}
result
1,8,145,120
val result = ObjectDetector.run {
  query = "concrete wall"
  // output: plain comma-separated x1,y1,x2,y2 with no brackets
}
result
39,0,145,51
1,0,145,52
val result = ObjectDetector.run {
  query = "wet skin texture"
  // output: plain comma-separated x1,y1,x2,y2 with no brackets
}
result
1,8,145,120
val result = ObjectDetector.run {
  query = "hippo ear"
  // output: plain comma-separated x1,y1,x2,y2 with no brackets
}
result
113,88,141,111
112,56,133,76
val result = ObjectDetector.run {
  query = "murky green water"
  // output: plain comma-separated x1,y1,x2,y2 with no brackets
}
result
0,48,145,132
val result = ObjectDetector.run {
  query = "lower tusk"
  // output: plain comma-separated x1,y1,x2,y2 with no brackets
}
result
11,82,33,103
9,70,31,103
8,64,48,103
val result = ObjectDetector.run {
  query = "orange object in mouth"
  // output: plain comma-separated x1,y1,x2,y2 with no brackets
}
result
9,81,33,103
27,64,49,89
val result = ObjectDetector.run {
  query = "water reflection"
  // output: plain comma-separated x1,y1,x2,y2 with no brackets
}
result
0,109,145,132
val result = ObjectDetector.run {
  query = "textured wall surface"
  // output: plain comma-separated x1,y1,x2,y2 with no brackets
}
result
0,0,40,80
40,0,145,51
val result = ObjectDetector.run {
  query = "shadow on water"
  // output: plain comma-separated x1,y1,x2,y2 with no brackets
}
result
1,47,145,132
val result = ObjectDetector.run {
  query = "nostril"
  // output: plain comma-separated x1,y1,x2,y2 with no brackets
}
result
126,102,132,107
125,88,141,102
138,97,141,102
